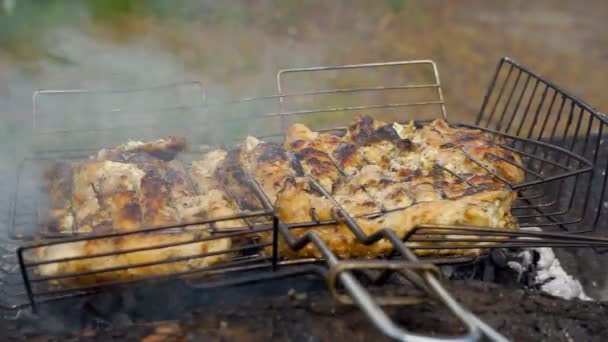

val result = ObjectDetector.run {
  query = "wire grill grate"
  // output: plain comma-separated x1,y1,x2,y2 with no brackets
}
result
3,57,608,341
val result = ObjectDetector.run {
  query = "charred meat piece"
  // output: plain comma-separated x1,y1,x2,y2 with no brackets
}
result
244,138,298,204
71,160,145,233
96,136,187,161
284,124,344,190
293,147,341,192
216,143,263,210
285,123,343,155
331,142,366,175
139,165,179,229
188,149,247,230
217,136,299,209
342,115,416,173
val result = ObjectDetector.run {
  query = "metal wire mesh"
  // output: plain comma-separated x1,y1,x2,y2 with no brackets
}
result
477,57,608,234
3,57,608,341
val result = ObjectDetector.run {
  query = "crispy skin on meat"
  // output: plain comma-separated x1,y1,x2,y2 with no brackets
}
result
216,147,261,210
71,161,146,233
391,119,525,184
188,149,247,230
97,136,187,161
269,116,524,260
272,178,335,224
332,142,365,175
293,147,341,192
343,115,388,144
344,115,414,150
285,123,342,155
139,166,179,228
342,116,524,184
104,191,142,231
34,231,231,287
37,144,237,287
341,115,416,173
166,160,197,199
190,149,228,194
285,124,349,181
244,140,297,204
217,136,298,209
284,126,343,189
271,188,516,259
348,165,414,210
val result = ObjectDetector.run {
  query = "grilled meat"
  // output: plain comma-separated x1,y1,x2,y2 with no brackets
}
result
267,115,523,260
273,186,516,259
390,118,525,183
293,148,341,192
216,136,298,209
37,139,238,285
70,160,145,233
216,141,262,210
188,149,247,230
40,115,526,284
96,136,187,161
34,230,231,287
190,150,227,194
343,115,416,173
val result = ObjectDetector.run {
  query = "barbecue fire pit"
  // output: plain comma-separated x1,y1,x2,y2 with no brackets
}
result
2,57,608,341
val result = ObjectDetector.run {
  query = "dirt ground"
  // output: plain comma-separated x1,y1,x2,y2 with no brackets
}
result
4,280,607,342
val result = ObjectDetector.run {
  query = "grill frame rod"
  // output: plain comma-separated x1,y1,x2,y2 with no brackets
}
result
476,57,608,234
2,58,607,341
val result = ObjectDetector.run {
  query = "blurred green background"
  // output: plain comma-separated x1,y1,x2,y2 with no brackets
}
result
1,0,607,160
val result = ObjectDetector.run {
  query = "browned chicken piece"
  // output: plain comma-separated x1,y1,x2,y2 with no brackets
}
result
216,146,261,210
190,149,228,194
272,185,516,259
36,144,236,287
285,119,411,179
96,136,187,161
284,124,352,182
331,142,367,176
71,160,146,233
216,136,299,209
240,137,298,204
342,115,416,173
166,160,197,200
139,166,180,229
34,230,231,287
269,115,524,260
188,149,248,230
391,118,526,184
103,191,142,231
332,177,383,218
293,147,342,192
284,123,343,155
